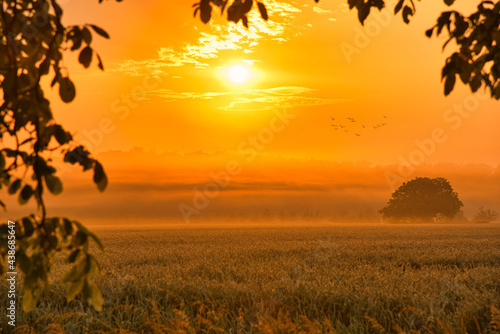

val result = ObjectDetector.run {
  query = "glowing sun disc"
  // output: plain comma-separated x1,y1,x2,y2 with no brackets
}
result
228,65,249,83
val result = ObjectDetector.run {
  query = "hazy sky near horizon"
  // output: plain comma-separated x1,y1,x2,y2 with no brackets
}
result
45,0,499,166
5,150,500,222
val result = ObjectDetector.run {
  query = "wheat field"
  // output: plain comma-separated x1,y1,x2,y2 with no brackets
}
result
2,222,500,333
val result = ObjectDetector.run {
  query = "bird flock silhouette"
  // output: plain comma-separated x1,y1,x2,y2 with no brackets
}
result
330,115,388,137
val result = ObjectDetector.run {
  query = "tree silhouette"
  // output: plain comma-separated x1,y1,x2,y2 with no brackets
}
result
195,0,500,99
0,0,121,312
379,177,464,221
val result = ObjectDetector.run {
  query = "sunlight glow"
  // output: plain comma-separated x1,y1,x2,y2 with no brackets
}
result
228,65,249,84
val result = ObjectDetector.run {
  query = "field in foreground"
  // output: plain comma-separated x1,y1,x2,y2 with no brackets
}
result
2,222,500,333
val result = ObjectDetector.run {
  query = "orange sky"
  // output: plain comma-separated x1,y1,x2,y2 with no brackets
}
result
3,1,500,222
47,0,499,165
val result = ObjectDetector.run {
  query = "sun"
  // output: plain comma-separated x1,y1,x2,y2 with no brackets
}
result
228,65,249,84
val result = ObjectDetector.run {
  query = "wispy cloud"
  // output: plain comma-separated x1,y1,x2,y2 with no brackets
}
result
113,1,303,76
313,6,332,14
220,86,345,111
138,85,344,111
313,2,346,23
219,95,343,111
137,89,231,101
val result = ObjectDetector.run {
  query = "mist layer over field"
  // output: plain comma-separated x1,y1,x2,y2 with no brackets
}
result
3,150,499,225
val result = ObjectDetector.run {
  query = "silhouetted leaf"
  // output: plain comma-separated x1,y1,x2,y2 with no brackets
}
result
358,4,370,25
78,46,93,68
21,217,34,238
22,289,36,312
73,220,104,250
436,12,452,35
0,152,5,171
18,251,32,275
44,174,63,195
68,249,80,263
470,74,482,92
51,0,62,17
89,25,110,39
473,42,483,55
402,6,413,24
93,162,107,192
444,74,456,96
82,27,92,45
242,0,253,14
63,265,82,284
459,64,472,84
53,125,72,145
39,58,51,76
18,185,34,205
394,0,404,14
68,26,83,51
441,59,455,79
8,179,22,195
494,84,500,100
257,2,268,20
75,231,88,247
228,0,253,23
85,281,104,311
64,218,74,236
96,53,104,71
453,14,468,37
66,277,85,302
84,255,98,276
199,0,212,23
59,77,76,103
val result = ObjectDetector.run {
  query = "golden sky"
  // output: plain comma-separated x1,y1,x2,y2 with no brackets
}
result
47,0,499,165
6,0,499,222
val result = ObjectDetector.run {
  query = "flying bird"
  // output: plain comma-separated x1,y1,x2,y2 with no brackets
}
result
355,133,361,136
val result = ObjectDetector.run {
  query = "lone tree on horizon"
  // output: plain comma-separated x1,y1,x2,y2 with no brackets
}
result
380,177,464,221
